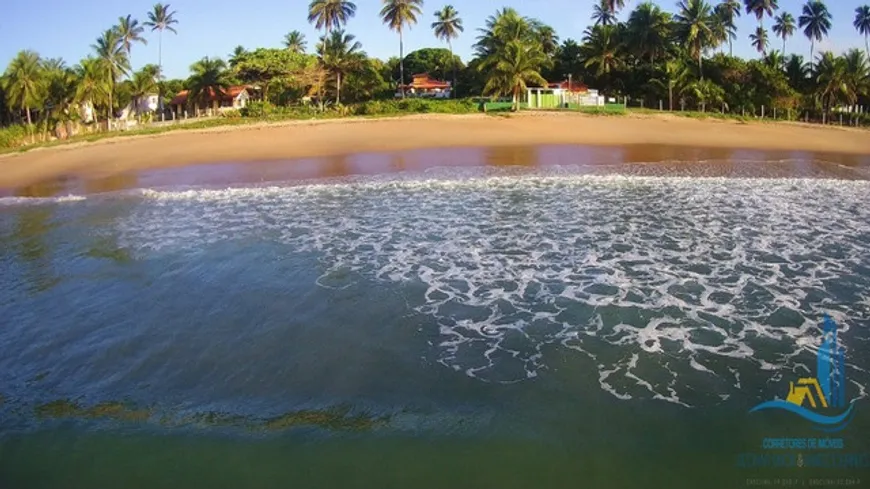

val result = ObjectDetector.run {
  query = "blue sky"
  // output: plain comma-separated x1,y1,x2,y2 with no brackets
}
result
2,0,868,79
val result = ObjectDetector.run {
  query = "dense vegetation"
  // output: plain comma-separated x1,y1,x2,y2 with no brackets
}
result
2,0,870,149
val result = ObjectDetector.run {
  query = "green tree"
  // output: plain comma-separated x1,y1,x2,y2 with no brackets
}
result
308,0,357,34
380,0,424,97
650,58,692,110
232,48,315,102
317,30,364,104
41,58,78,135
129,68,159,120
582,25,624,77
343,58,391,102
772,13,795,59
432,5,463,97
675,0,716,78
743,0,778,28
229,46,247,67
750,26,769,54
532,22,559,57
592,0,617,26
144,3,179,119
75,57,109,122
481,39,550,110
117,14,147,67
186,57,231,115
785,54,810,90
626,2,672,63
92,28,130,121
799,0,832,68
682,78,725,111
716,0,742,55
284,31,308,54
855,6,870,59
2,50,45,137
400,48,461,82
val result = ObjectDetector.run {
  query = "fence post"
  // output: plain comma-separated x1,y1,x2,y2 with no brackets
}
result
839,113,843,125
773,108,777,120
742,107,745,117
761,105,765,119
659,100,663,111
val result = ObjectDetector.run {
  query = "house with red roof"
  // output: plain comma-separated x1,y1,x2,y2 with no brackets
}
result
169,85,254,118
397,73,452,99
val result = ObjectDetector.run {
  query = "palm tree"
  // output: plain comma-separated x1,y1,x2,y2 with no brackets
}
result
785,54,809,89
582,25,624,77
763,50,784,70
855,6,870,59
380,0,424,98
750,26,769,54
129,68,159,121
799,0,832,69
75,57,109,123
432,5,463,97
1,50,44,138
842,49,870,101
187,57,231,116
604,0,626,14
308,0,357,35
814,52,850,113
229,46,247,67
532,22,559,57
744,0,778,28
592,0,618,26
675,0,715,78
715,0,741,55
650,58,692,110
317,30,364,104
284,31,307,53
42,58,78,133
626,2,672,63
92,28,130,122
481,39,550,111
117,14,147,68
772,12,795,58
144,3,179,120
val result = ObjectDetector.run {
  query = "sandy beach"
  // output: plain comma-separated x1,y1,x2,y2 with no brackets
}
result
1,112,869,189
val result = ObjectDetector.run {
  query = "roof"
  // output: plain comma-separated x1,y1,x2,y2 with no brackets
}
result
401,73,451,89
169,86,250,105
547,80,589,92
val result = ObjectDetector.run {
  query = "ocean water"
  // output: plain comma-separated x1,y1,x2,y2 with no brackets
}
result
1,154,869,488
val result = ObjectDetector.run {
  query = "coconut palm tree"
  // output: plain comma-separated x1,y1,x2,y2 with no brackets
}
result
772,12,795,58
229,46,247,67
317,30,364,104
129,68,159,121
715,0,741,55
855,6,870,59
814,52,851,113
785,54,810,89
604,0,626,14
842,49,870,100
750,26,769,54
284,31,308,53
592,0,618,26
532,22,559,57
1,50,44,138
763,50,784,70
187,57,231,116
144,3,179,120
474,8,537,59
308,0,357,35
380,0,424,98
626,2,672,63
117,14,147,68
42,58,78,132
432,5,463,97
480,39,550,111
744,0,778,28
650,58,692,110
75,57,109,123
582,25,625,77
92,28,130,122
675,0,715,78
799,0,832,69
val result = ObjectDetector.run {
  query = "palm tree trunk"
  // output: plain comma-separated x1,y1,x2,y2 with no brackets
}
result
399,28,405,99
729,39,733,57
158,29,164,122
810,39,814,70
865,34,869,61
25,104,33,143
698,51,703,80
512,84,519,111
336,72,341,105
448,39,456,99
669,85,674,111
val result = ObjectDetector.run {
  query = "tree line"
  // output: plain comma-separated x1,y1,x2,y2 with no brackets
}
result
3,0,870,140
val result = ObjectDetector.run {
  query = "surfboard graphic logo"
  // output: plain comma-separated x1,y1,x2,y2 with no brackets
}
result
749,315,856,432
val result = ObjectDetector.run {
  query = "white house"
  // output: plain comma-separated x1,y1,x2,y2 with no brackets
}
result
120,93,160,120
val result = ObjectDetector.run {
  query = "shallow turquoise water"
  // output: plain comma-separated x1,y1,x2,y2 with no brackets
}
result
1,162,869,488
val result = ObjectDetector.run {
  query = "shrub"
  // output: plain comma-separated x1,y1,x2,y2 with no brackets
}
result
219,109,242,118
0,124,28,149
240,101,276,118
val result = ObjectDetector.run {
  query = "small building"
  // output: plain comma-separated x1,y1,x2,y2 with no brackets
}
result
120,94,160,120
397,73,451,99
169,85,252,118
527,80,603,109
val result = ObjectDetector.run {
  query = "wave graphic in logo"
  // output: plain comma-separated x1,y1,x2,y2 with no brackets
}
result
749,315,856,432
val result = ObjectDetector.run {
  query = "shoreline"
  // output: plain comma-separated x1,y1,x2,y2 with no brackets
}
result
1,112,869,189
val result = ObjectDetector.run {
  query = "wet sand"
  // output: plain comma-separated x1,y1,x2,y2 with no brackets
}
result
2,113,869,193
